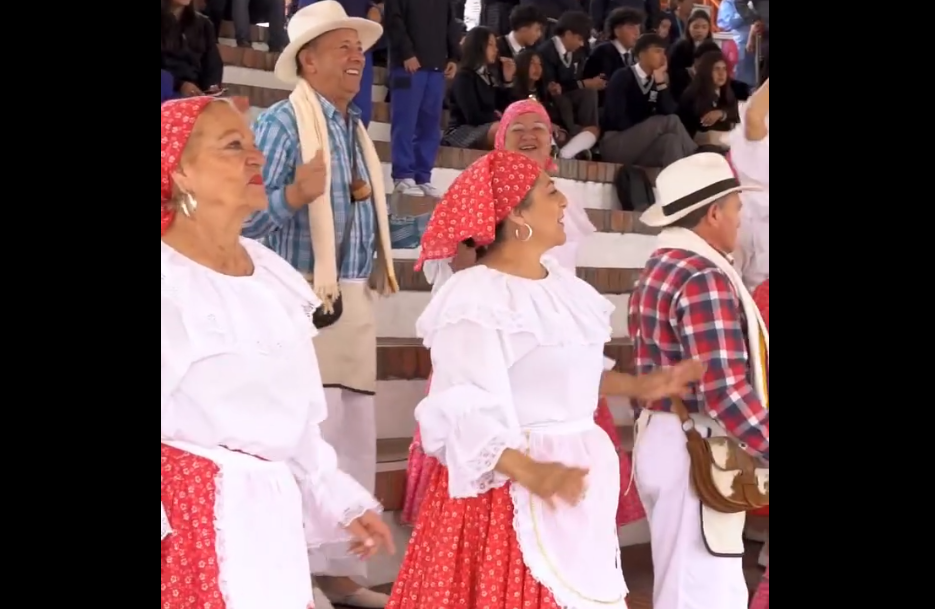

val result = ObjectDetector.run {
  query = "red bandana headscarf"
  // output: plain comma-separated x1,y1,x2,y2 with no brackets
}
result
415,150,543,270
494,99,557,171
161,97,218,235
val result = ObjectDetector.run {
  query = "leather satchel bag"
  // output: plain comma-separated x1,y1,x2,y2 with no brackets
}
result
671,399,769,514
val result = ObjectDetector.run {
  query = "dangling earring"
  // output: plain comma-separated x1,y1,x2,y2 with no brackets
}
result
180,192,198,218
515,224,534,242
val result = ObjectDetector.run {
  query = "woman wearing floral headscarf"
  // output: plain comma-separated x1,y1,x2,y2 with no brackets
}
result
402,99,646,528
387,150,702,609
160,97,394,609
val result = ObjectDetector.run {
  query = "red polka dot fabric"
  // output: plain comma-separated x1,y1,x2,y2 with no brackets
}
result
161,444,225,609
388,465,563,609
415,150,543,271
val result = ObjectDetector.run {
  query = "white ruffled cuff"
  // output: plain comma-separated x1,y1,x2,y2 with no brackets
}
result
299,469,383,549
446,433,525,498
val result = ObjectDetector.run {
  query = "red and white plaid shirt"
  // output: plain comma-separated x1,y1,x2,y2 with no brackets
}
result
628,249,769,461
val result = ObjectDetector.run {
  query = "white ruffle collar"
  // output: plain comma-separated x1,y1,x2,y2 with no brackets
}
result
416,256,613,349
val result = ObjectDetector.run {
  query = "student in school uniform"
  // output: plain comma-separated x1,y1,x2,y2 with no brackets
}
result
385,0,460,197
669,38,719,107
666,8,713,87
583,7,644,91
443,26,516,149
496,3,545,59
599,33,696,167
678,49,740,148
535,10,602,159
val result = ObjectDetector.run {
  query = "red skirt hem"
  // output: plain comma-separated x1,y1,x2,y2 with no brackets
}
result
389,464,564,609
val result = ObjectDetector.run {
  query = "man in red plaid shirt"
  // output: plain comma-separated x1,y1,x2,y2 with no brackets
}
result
628,153,769,609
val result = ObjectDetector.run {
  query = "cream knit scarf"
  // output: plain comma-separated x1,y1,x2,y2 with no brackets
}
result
289,79,398,312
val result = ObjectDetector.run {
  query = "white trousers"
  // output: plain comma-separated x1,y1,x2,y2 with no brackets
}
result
309,387,378,578
634,413,748,609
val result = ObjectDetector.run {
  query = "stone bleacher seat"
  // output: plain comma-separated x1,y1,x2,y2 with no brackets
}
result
215,21,769,600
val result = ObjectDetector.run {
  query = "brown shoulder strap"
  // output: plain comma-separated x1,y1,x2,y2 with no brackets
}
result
670,397,691,425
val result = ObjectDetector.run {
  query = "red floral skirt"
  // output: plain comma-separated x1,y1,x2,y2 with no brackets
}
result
402,397,645,526
161,444,226,609
388,464,561,609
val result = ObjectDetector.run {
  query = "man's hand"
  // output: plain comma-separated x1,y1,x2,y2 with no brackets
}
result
404,57,421,74
367,5,382,23
291,150,327,206
583,75,607,91
652,62,668,84
180,81,203,97
547,82,562,97
444,61,457,79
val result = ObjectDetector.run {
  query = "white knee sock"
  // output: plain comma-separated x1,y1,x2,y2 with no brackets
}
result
559,131,597,159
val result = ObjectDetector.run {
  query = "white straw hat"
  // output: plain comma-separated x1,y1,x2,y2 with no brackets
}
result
274,1,383,85
640,153,762,228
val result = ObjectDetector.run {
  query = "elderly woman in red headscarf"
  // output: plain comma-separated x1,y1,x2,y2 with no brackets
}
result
387,150,702,609
160,97,395,609
402,100,646,528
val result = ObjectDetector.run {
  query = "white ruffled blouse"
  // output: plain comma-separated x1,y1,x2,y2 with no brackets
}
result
415,257,628,609
160,238,380,547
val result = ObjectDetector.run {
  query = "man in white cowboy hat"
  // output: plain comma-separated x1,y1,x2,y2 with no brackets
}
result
628,153,769,609
242,2,429,607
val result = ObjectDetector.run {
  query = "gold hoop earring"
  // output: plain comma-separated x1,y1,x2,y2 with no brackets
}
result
180,192,198,218
514,225,533,242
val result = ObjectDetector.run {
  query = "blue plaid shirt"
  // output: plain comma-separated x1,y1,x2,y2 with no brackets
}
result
243,97,426,276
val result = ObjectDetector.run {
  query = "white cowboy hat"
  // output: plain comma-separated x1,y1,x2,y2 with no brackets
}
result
274,1,383,85
640,153,762,228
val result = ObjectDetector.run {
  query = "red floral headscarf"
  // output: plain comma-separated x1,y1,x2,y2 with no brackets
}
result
415,150,543,271
495,99,557,171
161,97,219,235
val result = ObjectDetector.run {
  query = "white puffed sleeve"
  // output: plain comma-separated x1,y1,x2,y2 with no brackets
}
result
288,412,383,548
287,341,382,549
729,113,769,188
416,320,525,498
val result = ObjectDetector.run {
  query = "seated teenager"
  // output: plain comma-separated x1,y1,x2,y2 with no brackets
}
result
599,33,697,167
443,26,515,150
511,49,567,146
678,50,740,148
669,38,718,103
536,10,602,159
654,12,672,43
583,7,644,86
161,0,223,97
498,4,545,59
666,9,713,95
